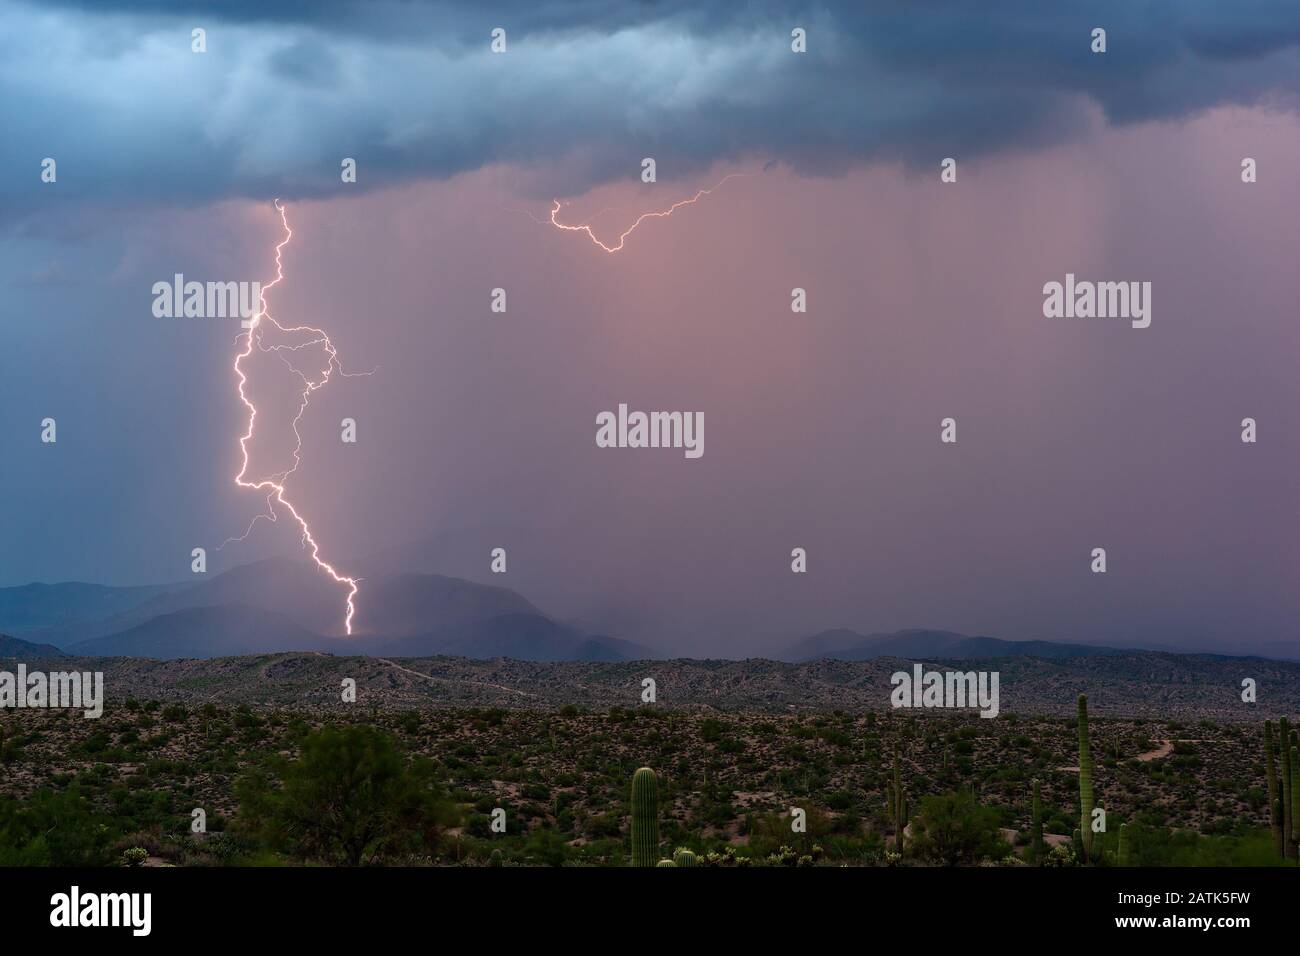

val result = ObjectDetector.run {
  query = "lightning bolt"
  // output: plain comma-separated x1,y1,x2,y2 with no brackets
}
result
228,200,366,635
540,173,745,253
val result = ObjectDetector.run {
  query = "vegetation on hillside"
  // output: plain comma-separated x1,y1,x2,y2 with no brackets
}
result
0,701,1290,866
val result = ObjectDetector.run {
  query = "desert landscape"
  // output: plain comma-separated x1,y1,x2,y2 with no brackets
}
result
0,645,1292,867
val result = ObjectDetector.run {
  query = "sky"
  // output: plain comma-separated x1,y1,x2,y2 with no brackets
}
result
2,1,1300,656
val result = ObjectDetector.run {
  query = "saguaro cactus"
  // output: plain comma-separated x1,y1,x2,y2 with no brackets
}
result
891,753,908,854
1266,721,1283,858
1291,737,1300,856
1077,694,1093,864
1117,823,1130,867
630,767,660,867
1289,733,1300,853
1282,717,1294,859
1031,778,1044,865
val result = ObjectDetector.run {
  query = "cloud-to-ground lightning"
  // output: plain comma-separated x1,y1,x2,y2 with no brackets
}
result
228,200,366,634
530,173,746,253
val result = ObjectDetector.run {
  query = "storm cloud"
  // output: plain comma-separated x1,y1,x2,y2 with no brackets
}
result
2,0,1298,224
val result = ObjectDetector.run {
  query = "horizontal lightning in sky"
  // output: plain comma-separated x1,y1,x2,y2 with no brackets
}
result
228,200,366,634
529,173,745,253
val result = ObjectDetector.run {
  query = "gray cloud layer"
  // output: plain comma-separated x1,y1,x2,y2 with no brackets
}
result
3,0,1298,224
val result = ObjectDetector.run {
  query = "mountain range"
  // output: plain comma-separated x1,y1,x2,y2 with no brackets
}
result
781,628,1136,662
0,558,655,662
0,633,66,658
2,559,1293,665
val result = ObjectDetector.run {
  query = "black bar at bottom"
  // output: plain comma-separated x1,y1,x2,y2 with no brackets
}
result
0,865,1277,940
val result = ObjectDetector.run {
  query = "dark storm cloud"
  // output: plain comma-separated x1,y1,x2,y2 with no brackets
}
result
25,0,756,38
2,0,1297,222
268,37,343,85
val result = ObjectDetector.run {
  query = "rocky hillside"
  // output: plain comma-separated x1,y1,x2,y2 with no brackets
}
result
18,649,1293,719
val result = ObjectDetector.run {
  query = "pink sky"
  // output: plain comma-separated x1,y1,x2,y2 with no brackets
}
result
11,105,1300,656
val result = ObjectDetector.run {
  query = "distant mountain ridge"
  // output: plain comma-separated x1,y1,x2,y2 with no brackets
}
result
358,573,541,637
1,561,1289,665
2,559,657,663
0,633,67,658
784,628,1137,662
69,605,332,659
7,559,348,647
0,581,184,634
68,603,659,663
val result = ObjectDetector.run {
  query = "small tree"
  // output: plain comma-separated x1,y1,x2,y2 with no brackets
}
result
235,725,455,865
909,790,1009,866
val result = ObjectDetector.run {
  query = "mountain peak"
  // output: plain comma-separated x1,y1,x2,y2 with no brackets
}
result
0,633,68,658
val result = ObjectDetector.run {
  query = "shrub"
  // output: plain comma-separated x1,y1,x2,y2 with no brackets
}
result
909,790,1010,866
0,787,115,866
234,725,457,865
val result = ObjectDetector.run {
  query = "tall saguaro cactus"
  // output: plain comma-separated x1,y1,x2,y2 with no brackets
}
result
1284,728,1294,858
1117,823,1131,867
630,767,660,867
1282,718,1294,860
1266,721,1283,858
891,753,908,854
1077,694,1093,864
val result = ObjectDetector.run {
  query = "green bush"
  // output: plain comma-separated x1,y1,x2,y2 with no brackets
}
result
234,725,457,865
909,790,1010,866
0,786,115,866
